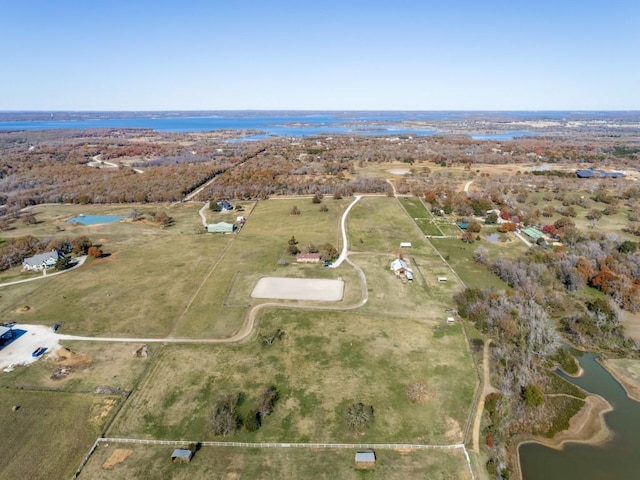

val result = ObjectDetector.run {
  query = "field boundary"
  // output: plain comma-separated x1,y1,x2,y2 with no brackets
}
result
74,437,474,479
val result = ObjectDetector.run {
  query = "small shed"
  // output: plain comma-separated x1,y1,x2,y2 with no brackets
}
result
355,450,376,468
438,276,448,282
400,242,412,248
171,448,193,463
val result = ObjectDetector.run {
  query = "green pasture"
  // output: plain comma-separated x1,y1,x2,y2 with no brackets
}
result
173,197,351,337
0,389,117,480
80,443,471,480
1,195,480,479
346,196,432,254
397,196,443,236
429,238,509,290
110,311,475,444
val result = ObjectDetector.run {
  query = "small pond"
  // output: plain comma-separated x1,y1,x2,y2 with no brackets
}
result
66,214,125,225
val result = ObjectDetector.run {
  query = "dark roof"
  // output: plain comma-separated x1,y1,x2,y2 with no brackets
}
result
576,169,625,178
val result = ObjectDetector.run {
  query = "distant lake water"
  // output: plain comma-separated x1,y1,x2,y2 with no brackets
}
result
0,112,540,139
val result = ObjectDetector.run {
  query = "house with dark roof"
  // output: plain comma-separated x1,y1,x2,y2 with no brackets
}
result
22,250,64,271
217,200,234,212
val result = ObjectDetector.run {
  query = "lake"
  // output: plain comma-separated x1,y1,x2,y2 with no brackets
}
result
0,112,539,139
519,351,640,479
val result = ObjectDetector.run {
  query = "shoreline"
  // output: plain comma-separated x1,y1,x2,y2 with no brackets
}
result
512,393,613,480
599,358,640,403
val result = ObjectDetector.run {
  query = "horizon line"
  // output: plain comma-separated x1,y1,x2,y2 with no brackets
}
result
2,109,640,113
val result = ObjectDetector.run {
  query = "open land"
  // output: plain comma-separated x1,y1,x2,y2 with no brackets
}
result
0,117,639,479
0,194,478,480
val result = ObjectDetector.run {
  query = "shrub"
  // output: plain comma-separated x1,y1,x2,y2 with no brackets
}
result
522,384,545,408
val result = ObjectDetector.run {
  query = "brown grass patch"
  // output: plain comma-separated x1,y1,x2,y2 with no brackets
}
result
102,448,132,470
52,347,92,368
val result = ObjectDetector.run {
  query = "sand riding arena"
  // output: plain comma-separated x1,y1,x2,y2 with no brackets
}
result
251,277,344,301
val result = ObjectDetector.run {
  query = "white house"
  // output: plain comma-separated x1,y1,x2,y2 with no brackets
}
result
390,258,414,281
22,250,64,271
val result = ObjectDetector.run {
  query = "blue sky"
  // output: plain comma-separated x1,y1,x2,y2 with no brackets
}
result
1,0,638,110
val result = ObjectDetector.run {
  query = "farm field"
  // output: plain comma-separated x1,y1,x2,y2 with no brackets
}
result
0,195,480,479
109,312,475,444
0,389,118,480
80,443,472,480
397,196,443,236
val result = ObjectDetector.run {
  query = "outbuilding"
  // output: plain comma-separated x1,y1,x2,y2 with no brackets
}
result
206,222,236,233
296,253,321,263
355,450,376,468
171,449,193,463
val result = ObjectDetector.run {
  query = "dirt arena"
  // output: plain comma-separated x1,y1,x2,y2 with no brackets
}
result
251,277,344,301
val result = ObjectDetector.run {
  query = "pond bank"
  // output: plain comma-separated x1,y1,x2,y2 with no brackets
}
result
512,393,613,480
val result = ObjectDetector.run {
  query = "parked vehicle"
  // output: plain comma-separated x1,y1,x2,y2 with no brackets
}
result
32,347,47,358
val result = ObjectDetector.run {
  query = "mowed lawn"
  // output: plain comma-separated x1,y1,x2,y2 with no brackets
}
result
80,443,471,480
0,389,117,480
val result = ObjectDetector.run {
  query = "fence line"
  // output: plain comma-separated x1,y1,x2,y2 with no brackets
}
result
71,437,101,480
98,437,466,450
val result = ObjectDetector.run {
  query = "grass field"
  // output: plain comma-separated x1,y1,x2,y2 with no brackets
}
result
80,443,472,480
397,196,443,236
0,389,118,480
1,196,479,479
429,238,510,290
109,312,474,444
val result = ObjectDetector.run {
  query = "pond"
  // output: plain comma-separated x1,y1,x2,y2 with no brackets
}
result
519,351,640,479
66,214,125,225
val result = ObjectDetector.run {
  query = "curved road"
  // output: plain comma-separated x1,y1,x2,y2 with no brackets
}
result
331,195,361,268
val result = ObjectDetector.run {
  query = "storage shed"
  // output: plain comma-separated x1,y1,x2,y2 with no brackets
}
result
171,449,193,463
355,450,376,468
